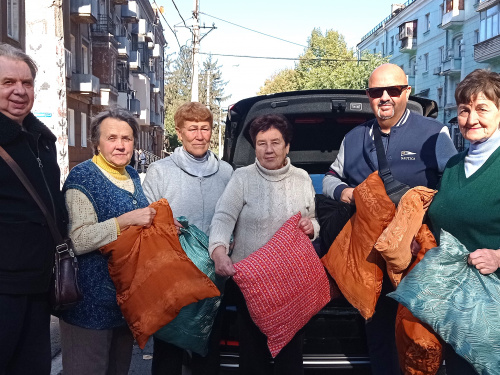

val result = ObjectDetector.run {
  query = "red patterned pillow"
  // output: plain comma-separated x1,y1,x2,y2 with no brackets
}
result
232,213,331,357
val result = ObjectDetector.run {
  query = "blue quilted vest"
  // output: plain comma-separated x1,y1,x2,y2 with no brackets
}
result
60,160,149,329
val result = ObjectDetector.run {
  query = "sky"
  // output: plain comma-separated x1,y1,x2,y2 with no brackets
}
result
153,0,400,108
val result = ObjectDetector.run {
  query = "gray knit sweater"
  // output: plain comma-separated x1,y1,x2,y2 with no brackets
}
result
142,147,233,234
208,158,320,263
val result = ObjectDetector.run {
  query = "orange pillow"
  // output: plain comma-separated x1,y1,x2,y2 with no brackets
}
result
394,224,443,374
321,172,395,319
100,199,220,349
375,187,436,275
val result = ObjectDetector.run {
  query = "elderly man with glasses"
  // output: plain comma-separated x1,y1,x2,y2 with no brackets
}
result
322,63,457,375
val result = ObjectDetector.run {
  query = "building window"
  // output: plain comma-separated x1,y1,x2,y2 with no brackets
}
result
439,46,444,63
7,0,20,41
390,36,394,53
474,29,480,44
381,42,385,56
82,44,89,75
480,4,500,41
445,0,464,13
437,87,443,107
68,109,75,147
440,3,444,22
409,56,417,76
81,113,87,147
70,35,76,73
425,13,431,32
423,53,429,72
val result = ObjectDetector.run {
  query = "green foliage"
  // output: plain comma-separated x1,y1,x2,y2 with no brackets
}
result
163,47,229,153
258,29,390,95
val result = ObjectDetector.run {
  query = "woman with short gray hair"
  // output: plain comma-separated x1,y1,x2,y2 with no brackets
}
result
59,107,156,375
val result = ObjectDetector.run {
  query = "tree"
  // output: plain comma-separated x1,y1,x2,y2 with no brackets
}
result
163,47,229,153
258,29,390,95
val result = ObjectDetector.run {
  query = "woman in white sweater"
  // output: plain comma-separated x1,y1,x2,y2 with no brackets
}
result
209,114,319,375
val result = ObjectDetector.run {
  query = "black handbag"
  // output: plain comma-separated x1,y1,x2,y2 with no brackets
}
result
0,146,82,310
373,125,411,206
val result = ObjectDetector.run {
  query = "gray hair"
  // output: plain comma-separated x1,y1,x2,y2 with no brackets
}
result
0,43,38,79
89,107,140,155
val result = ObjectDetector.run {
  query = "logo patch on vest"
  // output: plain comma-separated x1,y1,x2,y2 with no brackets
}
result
401,151,416,160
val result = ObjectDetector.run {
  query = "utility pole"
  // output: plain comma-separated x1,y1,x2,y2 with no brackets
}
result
191,0,200,102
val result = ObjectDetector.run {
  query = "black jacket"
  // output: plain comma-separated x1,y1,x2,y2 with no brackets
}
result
0,112,67,294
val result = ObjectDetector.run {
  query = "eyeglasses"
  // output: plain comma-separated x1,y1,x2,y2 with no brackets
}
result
366,85,409,98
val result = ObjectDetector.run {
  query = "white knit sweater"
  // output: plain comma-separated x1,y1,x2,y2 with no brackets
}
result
208,158,320,263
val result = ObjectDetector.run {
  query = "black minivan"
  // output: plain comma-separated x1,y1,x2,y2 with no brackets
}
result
218,89,438,373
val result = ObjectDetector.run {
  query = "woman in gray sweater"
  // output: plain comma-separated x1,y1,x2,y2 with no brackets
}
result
142,102,232,375
209,114,319,375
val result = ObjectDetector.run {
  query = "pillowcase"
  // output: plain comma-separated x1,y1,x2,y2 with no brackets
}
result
232,213,331,358
154,217,225,356
389,230,500,374
100,199,220,349
322,171,395,319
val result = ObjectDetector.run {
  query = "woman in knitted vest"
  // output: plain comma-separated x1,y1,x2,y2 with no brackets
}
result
428,69,500,374
209,114,319,375
59,108,156,375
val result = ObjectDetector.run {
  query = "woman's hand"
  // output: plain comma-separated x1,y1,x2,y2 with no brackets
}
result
173,218,183,235
340,188,355,205
212,246,235,277
116,207,156,231
468,248,500,275
298,217,314,238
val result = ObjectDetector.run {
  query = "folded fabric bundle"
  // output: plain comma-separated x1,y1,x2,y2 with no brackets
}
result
322,171,395,319
375,187,436,276
100,199,220,349
394,224,443,375
389,230,500,374
233,213,331,358
154,217,225,356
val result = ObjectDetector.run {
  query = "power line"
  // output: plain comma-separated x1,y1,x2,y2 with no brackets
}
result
199,52,366,62
199,12,307,48
171,0,190,32
152,0,181,49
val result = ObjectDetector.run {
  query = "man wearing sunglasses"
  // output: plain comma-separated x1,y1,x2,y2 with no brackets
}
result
322,63,456,375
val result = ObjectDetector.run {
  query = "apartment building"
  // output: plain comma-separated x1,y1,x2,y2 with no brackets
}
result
66,0,166,169
357,0,500,151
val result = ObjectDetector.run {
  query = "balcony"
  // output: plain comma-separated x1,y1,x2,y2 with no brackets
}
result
441,58,461,75
153,44,162,58
129,50,141,71
129,98,141,117
122,1,139,23
91,15,115,35
117,81,129,92
70,74,100,96
400,38,417,53
441,9,465,29
116,36,130,59
70,0,98,24
65,49,72,79
474,34,500,62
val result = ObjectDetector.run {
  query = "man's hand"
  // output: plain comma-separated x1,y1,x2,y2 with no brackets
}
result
340,188,355,205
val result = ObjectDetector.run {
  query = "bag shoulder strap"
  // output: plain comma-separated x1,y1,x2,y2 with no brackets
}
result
373,124,395,185
0,145,63,244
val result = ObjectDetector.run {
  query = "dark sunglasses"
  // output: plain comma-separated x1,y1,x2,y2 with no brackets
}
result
366,85,409,98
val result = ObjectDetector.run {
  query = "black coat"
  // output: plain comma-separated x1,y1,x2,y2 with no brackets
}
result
0,112,67,294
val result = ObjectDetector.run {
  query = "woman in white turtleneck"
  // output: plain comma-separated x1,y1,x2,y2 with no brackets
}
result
428,69,500,374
